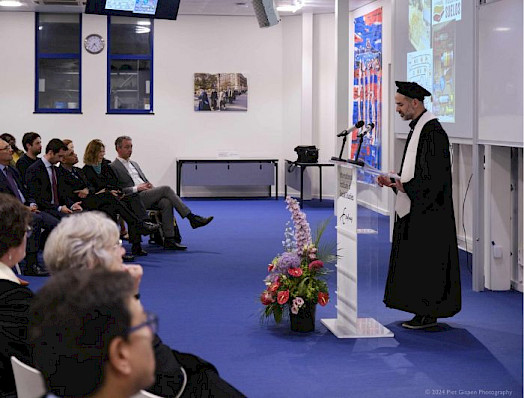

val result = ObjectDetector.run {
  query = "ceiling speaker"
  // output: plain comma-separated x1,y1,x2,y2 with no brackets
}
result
252,0,281,28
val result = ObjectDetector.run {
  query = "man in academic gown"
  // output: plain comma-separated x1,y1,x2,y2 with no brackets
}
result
378,81,461,329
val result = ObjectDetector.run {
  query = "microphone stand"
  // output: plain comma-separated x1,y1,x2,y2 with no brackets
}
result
346,132,366,167
331,131,349,162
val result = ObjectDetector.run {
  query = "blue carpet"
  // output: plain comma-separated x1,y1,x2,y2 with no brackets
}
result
26,198,523,398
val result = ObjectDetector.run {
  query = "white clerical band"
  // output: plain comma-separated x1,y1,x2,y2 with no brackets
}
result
395,111,437,218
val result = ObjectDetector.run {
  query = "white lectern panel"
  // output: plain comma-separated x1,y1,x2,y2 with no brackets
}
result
321,161,394,338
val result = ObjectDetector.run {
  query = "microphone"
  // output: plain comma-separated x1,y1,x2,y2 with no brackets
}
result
337,120,365,137
359,122,375,136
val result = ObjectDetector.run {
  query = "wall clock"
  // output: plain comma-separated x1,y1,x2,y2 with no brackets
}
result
84,34,105,54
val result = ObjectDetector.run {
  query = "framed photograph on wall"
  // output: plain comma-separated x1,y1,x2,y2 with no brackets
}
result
194,73,248,112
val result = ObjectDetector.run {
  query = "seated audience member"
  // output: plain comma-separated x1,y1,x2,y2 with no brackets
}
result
29,269,156,398
112,136,213,252
82,139,158,256
0,194,34,397
43,212,246,398
16,132,42,182
59,139,158,261
25,138,82,219
0,139,55,276
0,133,24,167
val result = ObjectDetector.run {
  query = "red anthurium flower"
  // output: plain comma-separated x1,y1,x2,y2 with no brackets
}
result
260,291,275,305
277,290,290,305
308,260,324,271
288,267,303,277
268,281,280,293
318,292,329,306
268,264,275,272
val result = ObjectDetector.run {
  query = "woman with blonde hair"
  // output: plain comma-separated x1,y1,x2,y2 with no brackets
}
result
44,212,245,398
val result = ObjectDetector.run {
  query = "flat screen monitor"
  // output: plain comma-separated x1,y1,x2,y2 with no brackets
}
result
85,0,181,20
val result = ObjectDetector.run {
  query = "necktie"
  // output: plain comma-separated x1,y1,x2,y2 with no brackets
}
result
51,166,59,205
4,168,23,202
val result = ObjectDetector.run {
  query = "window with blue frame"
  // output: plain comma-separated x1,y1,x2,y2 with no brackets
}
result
35,13,81,113
108,17,153,114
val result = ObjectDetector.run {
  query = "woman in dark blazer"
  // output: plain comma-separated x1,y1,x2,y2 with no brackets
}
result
82,140,156,256
0,194,34,398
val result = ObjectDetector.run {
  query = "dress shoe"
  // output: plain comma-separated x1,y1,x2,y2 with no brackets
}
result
122,254,135,262
131,245,148,257
401,315,437,330
164,238,188,251
138,221,160,235
23,263,49,277
189,215,214,229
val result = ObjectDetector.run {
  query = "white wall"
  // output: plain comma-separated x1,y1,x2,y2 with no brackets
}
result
0,13,292,194
0,12,351,199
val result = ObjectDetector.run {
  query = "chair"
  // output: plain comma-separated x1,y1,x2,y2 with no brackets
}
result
10,356,46,398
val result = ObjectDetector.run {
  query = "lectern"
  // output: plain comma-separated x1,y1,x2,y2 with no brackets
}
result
321,160,394,338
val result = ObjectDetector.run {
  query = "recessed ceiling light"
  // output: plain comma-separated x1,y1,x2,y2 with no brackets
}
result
0,0,24,6
276,0,304,13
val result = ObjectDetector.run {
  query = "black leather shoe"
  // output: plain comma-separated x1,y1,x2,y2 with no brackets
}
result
164,238,188,250
402,315,437,329
138,221,160,235
189,215,214,229
23,263,49,277
122,254,135,262
131,245,148,257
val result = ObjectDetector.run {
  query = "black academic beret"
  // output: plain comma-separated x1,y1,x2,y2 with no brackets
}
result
395,81,431,101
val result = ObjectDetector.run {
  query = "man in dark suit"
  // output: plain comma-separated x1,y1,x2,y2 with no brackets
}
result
0,138,56,276
59,139,158,261
111,136,213,254
16,132,41,183
25,139,82,220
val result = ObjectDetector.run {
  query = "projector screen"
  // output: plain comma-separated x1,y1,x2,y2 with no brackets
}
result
394,0,474,139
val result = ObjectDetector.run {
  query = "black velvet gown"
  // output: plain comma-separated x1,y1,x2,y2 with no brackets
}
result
383,116,461,318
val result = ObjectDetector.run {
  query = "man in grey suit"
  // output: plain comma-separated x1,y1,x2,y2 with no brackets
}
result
111,136,213,254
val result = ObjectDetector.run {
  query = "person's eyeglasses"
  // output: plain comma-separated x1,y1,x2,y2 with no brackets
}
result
125,311,158,336
0,145,11,151
25,226,32,238
114,239,123,249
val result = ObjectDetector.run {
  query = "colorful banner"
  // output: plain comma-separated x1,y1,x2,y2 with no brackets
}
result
351,7,382,183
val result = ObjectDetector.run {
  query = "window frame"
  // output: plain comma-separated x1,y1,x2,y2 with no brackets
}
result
34,12,82,114
106,16,154,115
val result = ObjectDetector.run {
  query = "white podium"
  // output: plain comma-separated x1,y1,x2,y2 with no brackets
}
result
321,160,394,338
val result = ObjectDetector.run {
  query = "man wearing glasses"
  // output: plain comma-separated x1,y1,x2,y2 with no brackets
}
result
30,269,157,398
0,138,56,276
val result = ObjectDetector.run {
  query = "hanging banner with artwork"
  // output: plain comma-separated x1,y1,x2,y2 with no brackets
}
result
351,7,382,184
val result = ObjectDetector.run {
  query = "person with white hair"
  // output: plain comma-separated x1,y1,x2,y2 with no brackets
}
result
43,212,245,398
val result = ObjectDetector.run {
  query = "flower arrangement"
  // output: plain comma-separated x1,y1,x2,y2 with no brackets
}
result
260,196,333,324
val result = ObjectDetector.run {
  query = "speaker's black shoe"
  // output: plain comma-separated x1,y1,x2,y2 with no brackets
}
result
164,238,188,251
131,244,148,257
122,254,135,262
402,315,437,330
138,221,160,235
189,215,214,229
23,263,49,277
